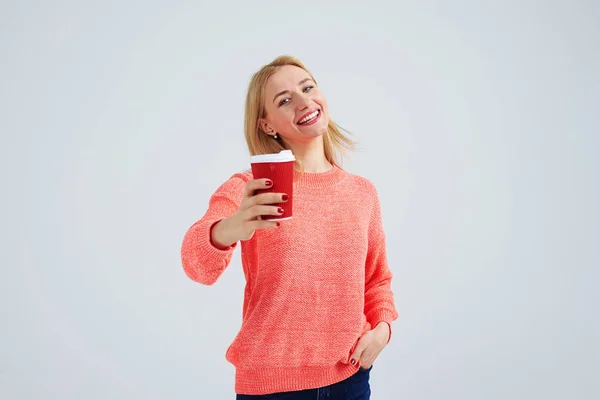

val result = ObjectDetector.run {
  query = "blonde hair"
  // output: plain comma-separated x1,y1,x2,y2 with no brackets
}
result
244,55,358,177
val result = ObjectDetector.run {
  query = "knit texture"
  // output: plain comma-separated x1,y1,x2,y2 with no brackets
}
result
181,164,399,395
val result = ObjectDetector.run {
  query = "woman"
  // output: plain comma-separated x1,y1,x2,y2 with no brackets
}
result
181,55,398,399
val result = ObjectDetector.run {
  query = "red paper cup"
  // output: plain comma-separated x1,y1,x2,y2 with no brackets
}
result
250,150,295,221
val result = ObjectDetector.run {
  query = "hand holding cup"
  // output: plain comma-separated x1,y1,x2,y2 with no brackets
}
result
228,179,289,241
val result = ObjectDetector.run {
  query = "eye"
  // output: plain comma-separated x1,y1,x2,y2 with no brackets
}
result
278,97,291,107
303,85,314,93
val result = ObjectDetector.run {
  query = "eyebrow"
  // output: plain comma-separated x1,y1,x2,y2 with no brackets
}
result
272,78,314,103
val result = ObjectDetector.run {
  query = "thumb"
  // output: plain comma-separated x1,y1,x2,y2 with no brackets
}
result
349,336,368,366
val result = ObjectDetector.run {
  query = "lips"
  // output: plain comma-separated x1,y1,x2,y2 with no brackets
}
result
296,109,321,125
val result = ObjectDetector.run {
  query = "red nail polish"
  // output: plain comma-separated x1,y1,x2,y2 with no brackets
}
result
276,222,280,227
265,180,272,186
277,207,284,214
350,359,356,365
282,194,288,201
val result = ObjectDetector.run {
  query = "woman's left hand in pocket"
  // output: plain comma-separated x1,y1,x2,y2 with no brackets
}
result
349,322,390,369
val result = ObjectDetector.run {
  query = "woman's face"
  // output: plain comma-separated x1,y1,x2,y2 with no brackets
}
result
260,65,329,142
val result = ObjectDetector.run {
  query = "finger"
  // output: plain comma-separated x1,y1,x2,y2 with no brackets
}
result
248,220,280,231
252,192,288,206
243,178,272,199
359,346,383,369
350,351,364,367
358,351,375,368
247,205,284,220
349,337,369,366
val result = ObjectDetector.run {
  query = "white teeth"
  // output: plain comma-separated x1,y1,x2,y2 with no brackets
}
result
298,110,319,124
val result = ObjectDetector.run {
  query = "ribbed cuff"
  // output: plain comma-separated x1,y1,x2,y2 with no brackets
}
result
368,310,398,344
187,219,238,284
203,218,238,253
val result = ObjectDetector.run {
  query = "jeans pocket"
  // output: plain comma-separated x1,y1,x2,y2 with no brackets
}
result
359,364,373,372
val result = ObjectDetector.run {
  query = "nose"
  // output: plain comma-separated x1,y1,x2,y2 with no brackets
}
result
295,93,310,110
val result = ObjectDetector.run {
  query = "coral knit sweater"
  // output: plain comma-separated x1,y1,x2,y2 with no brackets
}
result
180,164,398,395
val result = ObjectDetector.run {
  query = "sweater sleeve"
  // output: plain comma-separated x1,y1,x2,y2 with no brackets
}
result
180,172,249,285
364,184,399,344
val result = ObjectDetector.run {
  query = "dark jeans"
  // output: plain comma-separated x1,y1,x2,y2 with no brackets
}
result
236,365,372,400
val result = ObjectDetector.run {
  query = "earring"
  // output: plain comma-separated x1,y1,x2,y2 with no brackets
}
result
267,127,278,139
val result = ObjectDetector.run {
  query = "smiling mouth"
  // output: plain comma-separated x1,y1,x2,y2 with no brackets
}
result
297,110,321,125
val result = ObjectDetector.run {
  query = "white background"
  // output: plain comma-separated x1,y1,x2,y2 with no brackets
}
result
1,1,598,399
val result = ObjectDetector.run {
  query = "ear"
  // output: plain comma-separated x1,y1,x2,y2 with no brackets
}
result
259,118,274,136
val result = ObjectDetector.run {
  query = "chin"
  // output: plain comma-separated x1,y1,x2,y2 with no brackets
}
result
305,125,328,138
317,120,329,136
310,116,330,136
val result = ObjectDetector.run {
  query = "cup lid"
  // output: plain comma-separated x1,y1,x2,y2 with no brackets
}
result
250,149,296,163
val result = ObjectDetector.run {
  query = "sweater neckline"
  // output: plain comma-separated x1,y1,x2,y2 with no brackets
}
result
293,163,346,189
